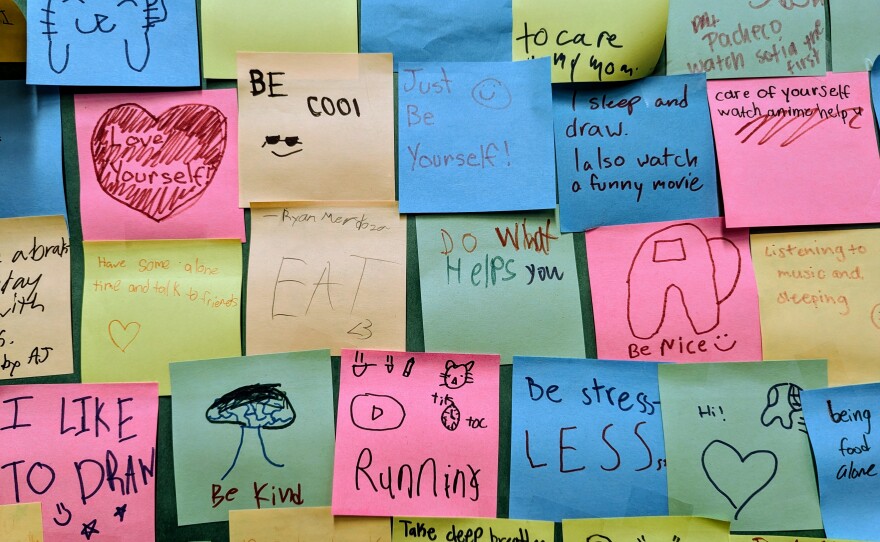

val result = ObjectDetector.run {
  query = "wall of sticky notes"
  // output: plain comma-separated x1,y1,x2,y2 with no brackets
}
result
2,0,880,541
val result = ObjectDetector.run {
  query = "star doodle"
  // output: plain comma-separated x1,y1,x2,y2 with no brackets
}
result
113,503,127,522
80,519,100,540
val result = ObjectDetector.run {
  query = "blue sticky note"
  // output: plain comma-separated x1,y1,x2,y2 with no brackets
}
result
0,80,66,219
26,0,199,86
361,0,511,67
510,357,667,521
398,59,556,213
553,74,719,232
871,55,880,126
802,383,880,540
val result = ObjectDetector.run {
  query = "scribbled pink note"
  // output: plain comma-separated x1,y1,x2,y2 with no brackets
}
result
708,72,880,228
333,349,499,518
75,89,245,241
0,383,158,542
585,217,762,363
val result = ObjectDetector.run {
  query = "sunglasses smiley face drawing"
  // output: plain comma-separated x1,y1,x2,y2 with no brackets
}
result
262,135,303,157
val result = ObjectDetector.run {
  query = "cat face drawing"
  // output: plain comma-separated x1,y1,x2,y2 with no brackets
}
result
40,0,168,74
440,360,475,389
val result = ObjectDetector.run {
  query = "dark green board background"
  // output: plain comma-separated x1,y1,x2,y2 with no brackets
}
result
0,2,833,538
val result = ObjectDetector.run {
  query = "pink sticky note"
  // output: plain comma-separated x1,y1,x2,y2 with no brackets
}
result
0,383,158,542
75,89,245,241
333,349,499,517
585,218,762,363
708,72,880,228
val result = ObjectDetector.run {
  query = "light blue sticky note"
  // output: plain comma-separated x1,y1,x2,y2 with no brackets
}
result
0,80,66,219
871,55,880,125
802,383,880,541
830,0,880,72
510,357,667,521
553,74,719,232
398,59,556,213
360,0,511,67
26,0,199,86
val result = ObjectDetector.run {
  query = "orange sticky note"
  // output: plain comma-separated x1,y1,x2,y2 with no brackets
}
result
0,0,25,63
236,53,395,206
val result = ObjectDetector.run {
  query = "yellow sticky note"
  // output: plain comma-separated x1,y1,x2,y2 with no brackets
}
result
0,0,25,63
0,216,73,380
81,240,242,394
236,53,395,206
731,537,875,542
751,228,880,386
229,507,389,541
563,516,729,541
512,0,669,82
201,0,357,79
394,517,554,542
0,502,43,542
246,203,406,356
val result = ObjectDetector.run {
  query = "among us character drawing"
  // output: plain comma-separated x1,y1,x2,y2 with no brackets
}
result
205,383,296,480
627,223,741,340
439,360,474,389
262,134,303,157
760,383,807,434
40,0,168,74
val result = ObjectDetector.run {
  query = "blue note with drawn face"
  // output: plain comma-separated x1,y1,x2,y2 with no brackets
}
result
361,0,512,67
802,382,880,541
553,74,719,232
0,80,66,219
510,357,668,521
398,58,556,213
26,0,199,86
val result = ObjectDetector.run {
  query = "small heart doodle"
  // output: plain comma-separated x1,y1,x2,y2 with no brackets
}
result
108,320,141,352
91,103,227,222
701,439,778,520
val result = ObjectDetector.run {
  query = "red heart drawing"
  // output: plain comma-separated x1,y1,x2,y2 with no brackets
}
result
91,103,227,222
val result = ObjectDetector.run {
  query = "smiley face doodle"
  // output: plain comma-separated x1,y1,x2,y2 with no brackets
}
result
471,78,512,110
713,333,737,352
262,134,303,157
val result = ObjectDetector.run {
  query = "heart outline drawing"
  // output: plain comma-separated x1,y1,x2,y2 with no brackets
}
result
91,103,227,222
108,320,141,352
701,439,778,520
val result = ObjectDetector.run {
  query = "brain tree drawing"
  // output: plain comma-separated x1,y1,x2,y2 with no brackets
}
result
205,383,296,480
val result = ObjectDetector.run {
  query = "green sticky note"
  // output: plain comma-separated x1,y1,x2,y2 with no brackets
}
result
659,359,827,531
170,351,335,525
201,0,358,79
666,0,826,78
416,211,585,363
830,0,880,72
81,240,242,395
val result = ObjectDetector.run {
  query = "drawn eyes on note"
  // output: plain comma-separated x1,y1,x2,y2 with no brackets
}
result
262,134,303,157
